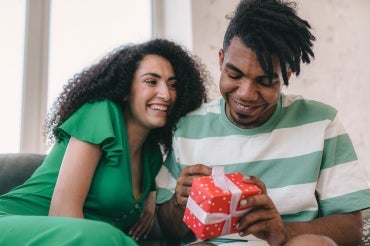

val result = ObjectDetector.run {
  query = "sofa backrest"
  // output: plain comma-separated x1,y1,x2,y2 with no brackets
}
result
0,153,45,195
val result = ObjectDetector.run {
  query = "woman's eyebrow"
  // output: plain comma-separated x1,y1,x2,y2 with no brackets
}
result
140,72,161,78
141,72,176,81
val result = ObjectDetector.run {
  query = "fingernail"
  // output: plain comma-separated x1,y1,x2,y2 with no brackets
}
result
243,176,252,181
240,199,247,207
235,223,239,230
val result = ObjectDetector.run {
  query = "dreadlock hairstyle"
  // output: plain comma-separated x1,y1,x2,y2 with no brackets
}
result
45,39,209,153
223,0,316,85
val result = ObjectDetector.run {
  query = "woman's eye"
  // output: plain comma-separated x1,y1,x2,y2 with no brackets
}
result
144,79,157,86
168,81,177,90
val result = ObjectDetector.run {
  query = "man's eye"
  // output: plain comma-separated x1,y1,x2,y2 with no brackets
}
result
228,73,242,80
257,77,277,87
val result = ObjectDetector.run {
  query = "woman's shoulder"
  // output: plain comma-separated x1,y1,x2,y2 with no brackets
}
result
71,99,123,119
80,99,120,110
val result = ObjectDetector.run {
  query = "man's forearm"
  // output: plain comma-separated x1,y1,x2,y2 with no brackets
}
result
157,196,191,239
285,211,362,246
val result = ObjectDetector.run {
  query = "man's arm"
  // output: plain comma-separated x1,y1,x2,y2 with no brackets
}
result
157,195,190,239
237,176,363,246
284,211,362,246
157,164,212,240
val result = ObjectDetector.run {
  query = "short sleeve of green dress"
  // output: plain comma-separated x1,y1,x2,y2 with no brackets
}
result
0,99,163,231
59,99,126,166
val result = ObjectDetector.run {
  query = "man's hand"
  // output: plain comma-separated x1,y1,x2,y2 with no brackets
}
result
236,176,288,246
235,176,363,246
174,164,212,208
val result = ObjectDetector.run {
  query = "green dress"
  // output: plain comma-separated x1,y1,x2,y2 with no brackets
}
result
0,100,163,245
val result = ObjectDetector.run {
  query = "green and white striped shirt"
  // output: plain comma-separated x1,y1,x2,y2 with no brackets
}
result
156,94,370,223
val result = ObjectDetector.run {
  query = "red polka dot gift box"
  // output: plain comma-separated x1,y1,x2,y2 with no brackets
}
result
183,166,261,240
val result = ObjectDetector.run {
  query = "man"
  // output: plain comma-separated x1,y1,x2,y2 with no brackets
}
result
156,0,370,245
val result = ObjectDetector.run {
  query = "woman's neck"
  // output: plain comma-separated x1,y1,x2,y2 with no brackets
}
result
123,108,150,156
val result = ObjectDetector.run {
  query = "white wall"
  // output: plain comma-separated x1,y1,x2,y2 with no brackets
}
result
154,0,370,181
189,0,370,181
286,0,370,184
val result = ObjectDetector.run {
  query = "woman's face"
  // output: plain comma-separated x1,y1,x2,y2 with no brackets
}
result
124,54,177,132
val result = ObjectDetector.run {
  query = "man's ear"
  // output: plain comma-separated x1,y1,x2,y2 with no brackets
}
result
287,68,292,79
218,49,224,71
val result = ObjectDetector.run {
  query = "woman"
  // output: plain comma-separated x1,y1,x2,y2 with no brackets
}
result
0,39,208,245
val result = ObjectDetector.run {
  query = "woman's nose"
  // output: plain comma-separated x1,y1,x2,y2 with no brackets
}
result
157,82,170,101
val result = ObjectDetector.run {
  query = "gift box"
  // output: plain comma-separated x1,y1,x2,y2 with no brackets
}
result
183,166,261,240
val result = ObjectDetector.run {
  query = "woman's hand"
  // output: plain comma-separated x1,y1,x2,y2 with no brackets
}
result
128,191,156,241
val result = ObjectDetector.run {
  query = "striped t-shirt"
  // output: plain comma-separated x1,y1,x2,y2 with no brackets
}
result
156,94,370,223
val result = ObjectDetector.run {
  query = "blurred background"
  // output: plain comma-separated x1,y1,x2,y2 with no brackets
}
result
1,0,369,182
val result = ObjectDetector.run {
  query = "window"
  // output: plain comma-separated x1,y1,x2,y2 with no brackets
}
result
0,1,26,153
0,0,151,153
48,0,152,108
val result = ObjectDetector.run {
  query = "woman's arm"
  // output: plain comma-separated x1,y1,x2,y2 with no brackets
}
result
49,136,102,218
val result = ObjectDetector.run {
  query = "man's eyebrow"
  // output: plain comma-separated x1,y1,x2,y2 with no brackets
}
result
225,63,243,74
258,73,279,79
225,62,279,79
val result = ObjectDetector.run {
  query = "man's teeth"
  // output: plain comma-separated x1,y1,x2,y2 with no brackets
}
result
151,104,167,111
236,102,253,110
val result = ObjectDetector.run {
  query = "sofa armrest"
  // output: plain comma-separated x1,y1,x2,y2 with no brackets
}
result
361,209,370,246
0,153,45,195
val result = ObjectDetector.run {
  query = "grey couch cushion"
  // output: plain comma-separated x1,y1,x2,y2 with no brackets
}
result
0,153,45,194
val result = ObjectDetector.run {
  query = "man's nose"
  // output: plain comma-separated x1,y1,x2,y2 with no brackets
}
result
236,80,258,100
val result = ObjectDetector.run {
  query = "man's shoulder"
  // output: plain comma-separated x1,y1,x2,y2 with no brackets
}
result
174,97,224,137
177,98,222,124
186,97,223,116
282,94,338,119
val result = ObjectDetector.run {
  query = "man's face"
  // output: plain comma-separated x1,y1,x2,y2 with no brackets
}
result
219,37,289,129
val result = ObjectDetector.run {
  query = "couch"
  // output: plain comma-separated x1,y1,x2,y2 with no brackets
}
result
1,153,369,245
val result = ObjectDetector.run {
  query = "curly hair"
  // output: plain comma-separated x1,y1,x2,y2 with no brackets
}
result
223,0,316,85
46,39,209,153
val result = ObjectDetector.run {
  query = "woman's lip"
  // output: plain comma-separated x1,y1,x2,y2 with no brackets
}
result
149,103,169,111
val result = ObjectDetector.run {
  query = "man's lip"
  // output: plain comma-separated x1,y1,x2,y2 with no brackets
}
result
232,99,261,108
232,99,261,115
